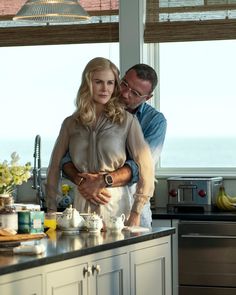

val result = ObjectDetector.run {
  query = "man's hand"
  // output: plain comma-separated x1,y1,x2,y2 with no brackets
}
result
62,161,132,205
77,172,112,205
125,212,140,226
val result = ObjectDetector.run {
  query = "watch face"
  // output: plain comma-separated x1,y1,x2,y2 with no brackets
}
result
105,174,113,186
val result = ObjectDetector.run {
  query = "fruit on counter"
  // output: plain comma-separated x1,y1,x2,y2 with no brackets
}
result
216,186,236,211
224,191,236,203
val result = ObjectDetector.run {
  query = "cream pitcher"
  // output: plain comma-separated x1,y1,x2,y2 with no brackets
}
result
108,213,125,232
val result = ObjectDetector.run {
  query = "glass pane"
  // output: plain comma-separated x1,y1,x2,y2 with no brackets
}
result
159,40,236,167
0,43,119,167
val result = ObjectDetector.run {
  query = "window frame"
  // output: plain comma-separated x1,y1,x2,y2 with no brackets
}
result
144,1,236,177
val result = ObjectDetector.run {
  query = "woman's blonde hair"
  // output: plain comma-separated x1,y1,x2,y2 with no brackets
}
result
74,57,125,126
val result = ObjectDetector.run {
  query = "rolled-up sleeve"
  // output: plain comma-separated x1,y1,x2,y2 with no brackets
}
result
125,106,167,185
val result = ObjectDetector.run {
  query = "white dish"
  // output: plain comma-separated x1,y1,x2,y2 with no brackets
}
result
87,229,101,233
58,226,79,231
58,226,80,231
58,226,80,235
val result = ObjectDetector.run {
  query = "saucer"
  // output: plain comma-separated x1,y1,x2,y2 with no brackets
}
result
87,228,102,234
58,226,80,235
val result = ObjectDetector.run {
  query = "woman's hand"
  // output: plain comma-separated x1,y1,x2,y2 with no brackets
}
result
125,212,141,227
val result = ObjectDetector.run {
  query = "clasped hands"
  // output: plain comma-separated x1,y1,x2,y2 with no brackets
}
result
73,172,140,226
74,172,111,206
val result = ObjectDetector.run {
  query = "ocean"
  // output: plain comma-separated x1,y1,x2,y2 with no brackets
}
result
1,137,236,168
161,137,236,167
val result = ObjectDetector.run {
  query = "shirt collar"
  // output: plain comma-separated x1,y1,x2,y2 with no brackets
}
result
134,102,145,116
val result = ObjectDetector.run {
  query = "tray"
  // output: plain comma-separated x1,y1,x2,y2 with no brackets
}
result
0,233,46,242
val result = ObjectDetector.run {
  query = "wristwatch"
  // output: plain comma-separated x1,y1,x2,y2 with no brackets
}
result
103,173,113,187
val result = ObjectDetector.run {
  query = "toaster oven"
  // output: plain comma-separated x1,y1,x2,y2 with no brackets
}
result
167,176,223,212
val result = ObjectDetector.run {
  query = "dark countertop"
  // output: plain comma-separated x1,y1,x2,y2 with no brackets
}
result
152,208,236,221
0,226,175,276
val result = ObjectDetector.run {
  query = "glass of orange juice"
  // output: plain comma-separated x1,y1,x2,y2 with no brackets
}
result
44,213,57,230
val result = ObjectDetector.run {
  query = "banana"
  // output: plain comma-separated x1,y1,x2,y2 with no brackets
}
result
220,186,236,205
218,193,228,210
224,192,236,204
221,194,236,210
215,189,224,209
215,186,236,211
216,187,227,210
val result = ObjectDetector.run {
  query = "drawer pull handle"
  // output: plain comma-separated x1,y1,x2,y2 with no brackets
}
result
83,266,92,277
92,264,101,275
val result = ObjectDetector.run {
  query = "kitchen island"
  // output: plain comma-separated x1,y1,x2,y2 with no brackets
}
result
0,226,175,295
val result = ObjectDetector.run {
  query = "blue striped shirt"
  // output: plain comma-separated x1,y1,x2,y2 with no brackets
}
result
126,102,167,184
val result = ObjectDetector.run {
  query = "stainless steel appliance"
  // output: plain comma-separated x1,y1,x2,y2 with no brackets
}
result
167,177,223,212
179,221,236,295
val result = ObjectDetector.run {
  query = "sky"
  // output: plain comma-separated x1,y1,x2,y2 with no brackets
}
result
0,43,119,139
1,40,235,139
1,40,236,166
160,39,236,137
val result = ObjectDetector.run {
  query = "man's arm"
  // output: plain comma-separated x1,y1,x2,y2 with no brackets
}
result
62,162,132,203
63,162,132,187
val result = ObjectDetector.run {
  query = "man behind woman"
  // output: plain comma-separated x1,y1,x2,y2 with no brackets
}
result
46,57,155,227
62,62,167,227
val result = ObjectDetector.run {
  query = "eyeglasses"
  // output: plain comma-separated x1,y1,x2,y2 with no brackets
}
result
120,80,149,99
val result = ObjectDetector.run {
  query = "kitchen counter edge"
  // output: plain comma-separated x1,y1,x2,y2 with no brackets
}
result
0,226,175,276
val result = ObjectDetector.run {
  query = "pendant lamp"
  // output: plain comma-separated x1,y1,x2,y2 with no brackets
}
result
13,0,90,23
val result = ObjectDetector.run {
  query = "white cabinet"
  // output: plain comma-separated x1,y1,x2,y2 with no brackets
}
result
130,237,171,295
89,254,129,295
46,253,129,295
45,238,170,295
0,234,172,295
0,269,42,295
46,262,87,295
152,219,179,295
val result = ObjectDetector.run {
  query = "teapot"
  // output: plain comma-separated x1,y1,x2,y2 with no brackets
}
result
108,213,125,232
57,205,85,229
85,213,103,233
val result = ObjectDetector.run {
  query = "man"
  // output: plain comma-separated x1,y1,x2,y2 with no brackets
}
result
62,64,167,227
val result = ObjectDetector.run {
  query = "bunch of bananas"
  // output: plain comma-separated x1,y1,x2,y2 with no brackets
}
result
215,186,236,211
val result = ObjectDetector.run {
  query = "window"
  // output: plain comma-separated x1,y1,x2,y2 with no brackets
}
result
0,43,119,167
144,0,236,172
0,1,119,167
159,39,236,168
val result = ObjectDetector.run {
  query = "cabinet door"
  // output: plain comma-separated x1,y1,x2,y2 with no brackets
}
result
153,218,179,295
90,253,129,295
0,275,42,295
46,263,88,295
130,240,172,295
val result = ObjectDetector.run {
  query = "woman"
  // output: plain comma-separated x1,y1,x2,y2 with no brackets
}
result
45,57,154,226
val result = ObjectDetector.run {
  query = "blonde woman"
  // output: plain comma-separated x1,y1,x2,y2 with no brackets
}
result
45,57,154,227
